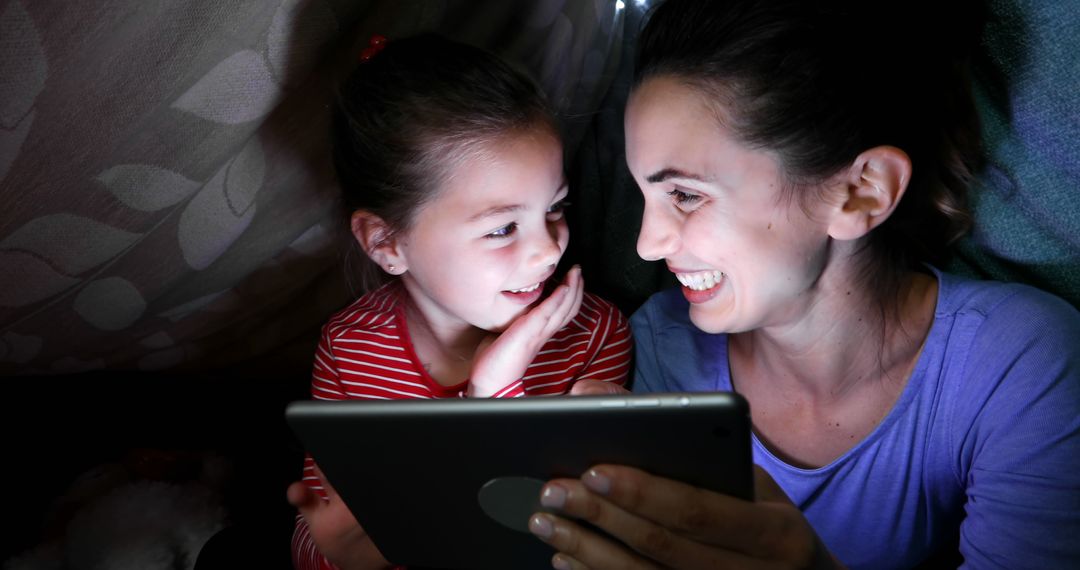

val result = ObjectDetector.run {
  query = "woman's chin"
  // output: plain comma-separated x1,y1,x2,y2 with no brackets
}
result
688,306,736,335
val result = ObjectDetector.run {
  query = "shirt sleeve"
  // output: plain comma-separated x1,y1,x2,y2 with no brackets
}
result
291,327,343,569
292,510,337,570
575,295,632,386
954,290,1080,568
310,323,348,401
491,380,526,398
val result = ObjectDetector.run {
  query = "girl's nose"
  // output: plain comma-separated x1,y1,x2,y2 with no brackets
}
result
531,224,563,268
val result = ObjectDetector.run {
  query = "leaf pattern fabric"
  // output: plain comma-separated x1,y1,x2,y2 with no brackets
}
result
0,0,629,375
2,0,1075,377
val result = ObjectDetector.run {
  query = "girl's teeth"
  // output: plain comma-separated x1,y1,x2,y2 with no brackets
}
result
675,270,724,291
509,282,541,293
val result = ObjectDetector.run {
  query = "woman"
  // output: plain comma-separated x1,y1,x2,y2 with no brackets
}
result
530,0,1080,568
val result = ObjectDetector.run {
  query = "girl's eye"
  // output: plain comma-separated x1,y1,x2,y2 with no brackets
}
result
667,188,701,207
485,222,517,239
546,199,570,221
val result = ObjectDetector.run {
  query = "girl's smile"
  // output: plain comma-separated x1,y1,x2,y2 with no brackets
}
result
393,129,569,334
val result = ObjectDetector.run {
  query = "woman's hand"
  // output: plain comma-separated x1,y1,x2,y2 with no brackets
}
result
287,463,393,570
468,266,584,397
529,465,843,570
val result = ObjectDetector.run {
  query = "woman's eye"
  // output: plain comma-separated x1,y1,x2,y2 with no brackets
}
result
546,199,570,220
667,188,701,206
485,222,517,239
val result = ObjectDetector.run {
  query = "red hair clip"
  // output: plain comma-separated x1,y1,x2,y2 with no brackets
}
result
359,34,388,62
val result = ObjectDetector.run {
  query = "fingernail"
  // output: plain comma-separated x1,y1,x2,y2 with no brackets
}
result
583,468,611,495
540,484,567,508
552,553,573,570
529,513,554,540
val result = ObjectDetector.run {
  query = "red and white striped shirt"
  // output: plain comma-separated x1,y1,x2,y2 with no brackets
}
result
292,282,631,569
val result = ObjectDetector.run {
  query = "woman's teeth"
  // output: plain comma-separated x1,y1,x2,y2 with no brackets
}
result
675,270,724,291
508,282,541,294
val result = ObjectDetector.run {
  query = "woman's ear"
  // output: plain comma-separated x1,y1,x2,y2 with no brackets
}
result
827,145,912,241
351,211,406,275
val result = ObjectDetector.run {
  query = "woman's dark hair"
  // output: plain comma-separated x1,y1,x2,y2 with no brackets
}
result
332,33,558,292
635,0,985,312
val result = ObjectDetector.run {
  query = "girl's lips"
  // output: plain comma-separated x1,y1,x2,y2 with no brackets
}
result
502,277,550,305
502,286,544,305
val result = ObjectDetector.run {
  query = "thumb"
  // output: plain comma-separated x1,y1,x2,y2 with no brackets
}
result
753,464,795,505
287,480,321,513
569,379,629,396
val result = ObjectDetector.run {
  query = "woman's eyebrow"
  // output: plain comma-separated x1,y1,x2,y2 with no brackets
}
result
646,167,710,184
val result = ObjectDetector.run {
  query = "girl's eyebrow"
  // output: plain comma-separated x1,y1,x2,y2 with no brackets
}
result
468,204,524,222
469,181,570,221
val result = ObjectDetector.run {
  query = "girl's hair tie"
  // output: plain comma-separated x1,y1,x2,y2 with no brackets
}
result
359,34,388,62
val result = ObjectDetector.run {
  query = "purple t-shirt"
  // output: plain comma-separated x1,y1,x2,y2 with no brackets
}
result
631,268,1080,569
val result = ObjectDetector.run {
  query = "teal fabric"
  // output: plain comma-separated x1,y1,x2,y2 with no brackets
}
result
572,0,1080,315
948,0,1080,307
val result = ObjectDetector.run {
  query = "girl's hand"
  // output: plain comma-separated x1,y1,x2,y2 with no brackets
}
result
468,266,584,397
287,463,393,570
529,465,843,570
569,379,631,396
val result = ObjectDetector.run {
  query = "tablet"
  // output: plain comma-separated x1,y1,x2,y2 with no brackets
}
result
285,392,752,570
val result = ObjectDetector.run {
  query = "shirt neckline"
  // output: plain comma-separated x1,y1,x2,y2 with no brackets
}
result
390,284,469,397
725,267,946,474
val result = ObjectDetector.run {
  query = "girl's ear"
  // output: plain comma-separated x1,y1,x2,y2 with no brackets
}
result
827,145,912,241
351,210,406,275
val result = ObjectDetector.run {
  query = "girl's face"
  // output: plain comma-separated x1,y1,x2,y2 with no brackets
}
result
625,76,838,334
396,130,569,333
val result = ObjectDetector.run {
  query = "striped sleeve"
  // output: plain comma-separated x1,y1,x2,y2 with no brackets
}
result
292,290,403,569
291,325,344,569
574,294,632,386
292,512,337,570
491,380,526,398
311,322,348,401
521,293,632,395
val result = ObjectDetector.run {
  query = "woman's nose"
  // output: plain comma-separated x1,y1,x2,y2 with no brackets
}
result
636,202,679,262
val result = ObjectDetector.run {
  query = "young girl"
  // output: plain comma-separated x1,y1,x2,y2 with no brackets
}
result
286,33,632,569
529,1,1080,569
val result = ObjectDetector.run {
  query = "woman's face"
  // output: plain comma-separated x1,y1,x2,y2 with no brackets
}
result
625,76,839,334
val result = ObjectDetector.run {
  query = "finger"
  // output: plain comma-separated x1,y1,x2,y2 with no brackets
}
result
529,512,661,570
533,283,571,323
569,379,631,396
540,479,777,570
584,465,768,543
551,552,589,570
564,266,585,326
753,465,794,505
287,480,321,511
545,267,584,335
582,466,812,564
501,284,568,344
